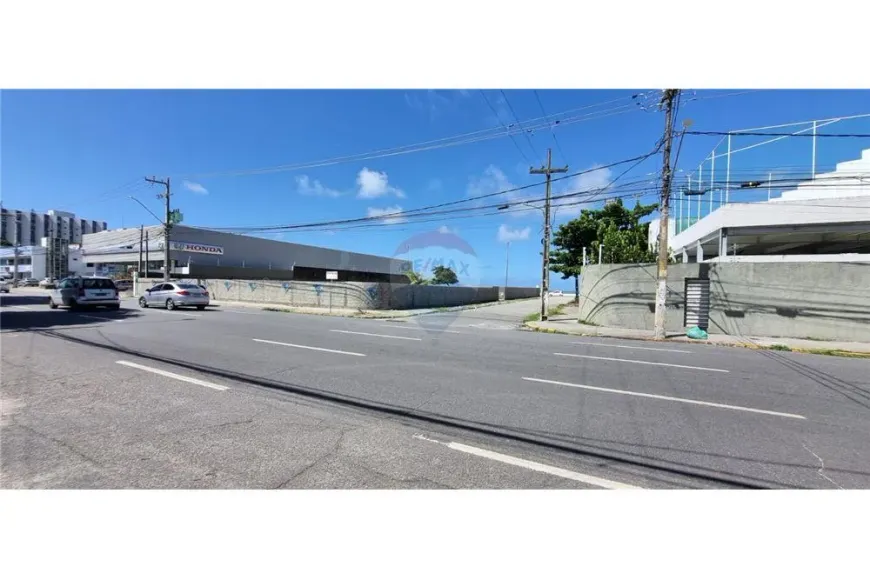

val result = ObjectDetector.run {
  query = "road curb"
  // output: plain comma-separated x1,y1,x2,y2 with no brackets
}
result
521,322,870,358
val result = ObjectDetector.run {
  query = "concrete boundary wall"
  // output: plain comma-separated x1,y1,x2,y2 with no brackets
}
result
133,277,538,310
577,262,870,342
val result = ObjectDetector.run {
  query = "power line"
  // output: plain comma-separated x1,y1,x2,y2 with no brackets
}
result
500,89,542,164
533,90,570,164
177,94,649,180
207,152,661,234
479,90,534,165
687,131,870,138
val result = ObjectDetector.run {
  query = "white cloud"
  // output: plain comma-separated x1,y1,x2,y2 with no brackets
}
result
437,225,458,234
295,175,342,198
467,165,538,217
183,180,208,195
497,224,531,243
405,90,456,119
357,168,404,199
367,205,405,225
555,164,615,217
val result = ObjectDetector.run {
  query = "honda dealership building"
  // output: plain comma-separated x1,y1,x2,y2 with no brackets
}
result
79,225,411,282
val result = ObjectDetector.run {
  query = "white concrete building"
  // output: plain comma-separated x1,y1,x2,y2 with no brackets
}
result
649,148,870,263
0,207,108,247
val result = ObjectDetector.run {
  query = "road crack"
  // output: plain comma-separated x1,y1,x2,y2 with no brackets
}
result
802,443,844,489
274,428,353,489
14,422,104,467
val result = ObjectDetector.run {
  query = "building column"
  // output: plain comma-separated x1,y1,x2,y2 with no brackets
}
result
696,241,704,263
719,228,728,259
682,248,689,263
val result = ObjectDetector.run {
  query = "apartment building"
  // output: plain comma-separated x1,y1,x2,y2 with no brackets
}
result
0,207,108,247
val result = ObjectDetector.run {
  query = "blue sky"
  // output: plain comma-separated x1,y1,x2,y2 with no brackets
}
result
3,89,870,288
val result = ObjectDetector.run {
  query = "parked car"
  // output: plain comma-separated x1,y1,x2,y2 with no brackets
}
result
113,279,133,291
139,282,209,311
19,278,39,287
48,276,120,310
549,290,564,296
38,278,58,289
0,280,9,293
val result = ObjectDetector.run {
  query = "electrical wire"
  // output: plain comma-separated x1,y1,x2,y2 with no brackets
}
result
687,131,870,138
499,89,542,164
533,89,570,165
206,151,662,234
176,95,649,180
479,90,535,166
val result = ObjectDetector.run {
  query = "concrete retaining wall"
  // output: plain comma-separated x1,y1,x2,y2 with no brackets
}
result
577,262,870,341
134,277,537,311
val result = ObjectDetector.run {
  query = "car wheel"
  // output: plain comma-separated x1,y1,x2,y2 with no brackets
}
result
196,305,206,311
139,297,148,308
166,298,176,311
49,298,58,309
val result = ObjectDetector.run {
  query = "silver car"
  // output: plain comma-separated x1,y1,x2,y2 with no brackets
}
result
49,276,121,310
139,282,210,311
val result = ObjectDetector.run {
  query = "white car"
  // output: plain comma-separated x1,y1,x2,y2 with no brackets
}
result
49,276,121,310
549,290,564,296
0,280,9,293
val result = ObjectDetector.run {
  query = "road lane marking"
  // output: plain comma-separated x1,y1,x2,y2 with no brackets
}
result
75,314,124,323
116,360,229,391
252,338,366,357
413,434,640,490
330,329,422,341
141,308,202,317
10,305,36,311
572,341,692,354
553,352,728,373
380,324,463,334
522,377,806,420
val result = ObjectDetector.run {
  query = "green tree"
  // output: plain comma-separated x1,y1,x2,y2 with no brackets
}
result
405,270,429,285
550,199,659,298
550,213,597,302
431,265,458,285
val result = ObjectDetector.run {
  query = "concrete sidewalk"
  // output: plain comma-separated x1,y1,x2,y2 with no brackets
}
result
524,318,870,356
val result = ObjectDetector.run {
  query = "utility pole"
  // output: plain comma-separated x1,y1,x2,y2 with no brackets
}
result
653,89,680,340
145,231,150,278
530,148,568,321
12,244,19,283
145,176,171,282
138,225,144,276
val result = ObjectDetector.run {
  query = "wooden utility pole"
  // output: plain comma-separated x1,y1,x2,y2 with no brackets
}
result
530,148,568,321
138,225,144,275
145,176,171,282
653,89,680,340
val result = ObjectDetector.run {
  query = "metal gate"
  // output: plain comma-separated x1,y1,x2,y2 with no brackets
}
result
683,278,710,329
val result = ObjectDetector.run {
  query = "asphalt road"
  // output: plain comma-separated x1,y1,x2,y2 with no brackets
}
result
3,289,870,489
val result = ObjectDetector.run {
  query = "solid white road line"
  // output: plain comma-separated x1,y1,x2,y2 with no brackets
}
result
10,305,36,311
330,329,422,341
116,360,229,391
413,434,640,490
522,377,806,420
553,352,728,373
142,308,202,317
75,314,124,323
380,324,463,334
252,338,366,357
572,341,692,354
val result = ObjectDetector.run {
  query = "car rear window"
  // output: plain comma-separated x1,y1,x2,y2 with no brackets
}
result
82,278,117,289
178,284,200,290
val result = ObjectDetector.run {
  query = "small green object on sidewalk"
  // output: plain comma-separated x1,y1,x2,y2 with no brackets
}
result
686,326,708,340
